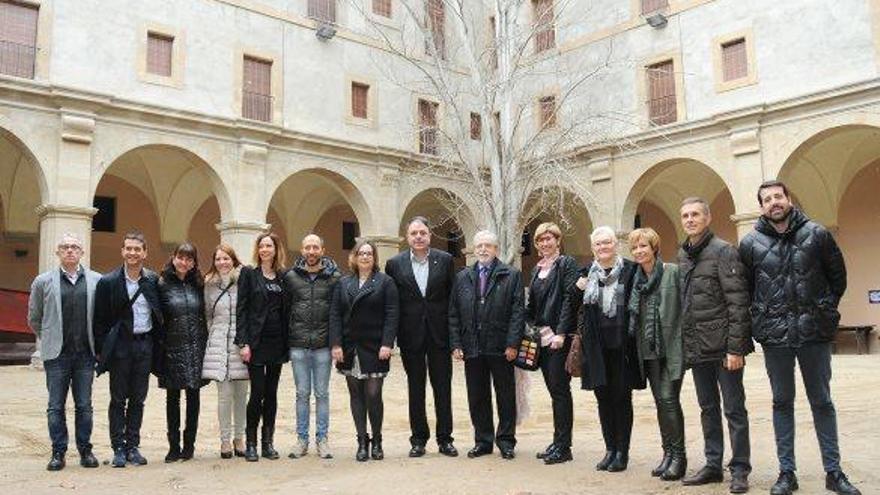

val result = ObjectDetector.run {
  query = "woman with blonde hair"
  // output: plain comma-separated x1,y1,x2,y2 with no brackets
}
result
202,243,249,459
627,227,686,481
525,222,579,464
235,232,289,462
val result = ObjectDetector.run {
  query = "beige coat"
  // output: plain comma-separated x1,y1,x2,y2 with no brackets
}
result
202,268,249,381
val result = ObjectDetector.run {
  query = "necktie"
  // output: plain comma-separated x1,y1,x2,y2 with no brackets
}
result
479,266,489,297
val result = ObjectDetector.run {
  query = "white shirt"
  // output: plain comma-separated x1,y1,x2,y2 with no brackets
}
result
410,250,430,297
125,272,152,334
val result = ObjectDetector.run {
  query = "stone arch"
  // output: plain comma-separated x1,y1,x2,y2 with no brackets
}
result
398,187,478,271
0,124,48,290
90,144,231,271
520,186,595,278
777,123,880,333
268,167,373,266
622,158,737,255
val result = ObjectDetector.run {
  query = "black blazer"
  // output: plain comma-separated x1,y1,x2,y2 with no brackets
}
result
525,255,580,334
384,249,455,351
93,266,163,358
329,272,399,374
449,260,524,359
234,266,290,350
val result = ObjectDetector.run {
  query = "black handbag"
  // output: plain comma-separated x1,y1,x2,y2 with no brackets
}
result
513,325,541,371
95,286,143,376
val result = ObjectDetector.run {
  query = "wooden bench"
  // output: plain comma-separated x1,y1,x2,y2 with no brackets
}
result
835,325,875,355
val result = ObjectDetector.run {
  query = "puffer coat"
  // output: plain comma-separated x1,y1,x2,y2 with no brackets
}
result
202,268,249,381
738,208,847,348
158,272,208,390
678,231,752,366
284,256,341,349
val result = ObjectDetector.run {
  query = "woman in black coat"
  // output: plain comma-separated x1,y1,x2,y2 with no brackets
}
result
234,232,289,462
570,226,644,473
330,239,399,462
525,222,580,465
157,242,208,462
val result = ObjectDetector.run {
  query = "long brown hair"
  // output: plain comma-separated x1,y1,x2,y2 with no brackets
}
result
252,232,287,271
204,243,242,283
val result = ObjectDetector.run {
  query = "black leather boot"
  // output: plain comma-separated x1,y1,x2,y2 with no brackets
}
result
651,450,671,477
596,450,615,471
544,446,573,465
181,429,196,461
371,434,384,460
261,425,279,460
244,427,259,462
165,432,181,463
356,435,370,462
660,455,687,481
607,451,628,472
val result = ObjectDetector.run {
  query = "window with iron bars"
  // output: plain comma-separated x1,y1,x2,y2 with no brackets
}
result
425,0,445,59
308,0,336,24
372,0,391,18
721,38,748,82
243,56,273,123
351,82,369,119
533,0,555,53
418,99,439,155
646,60,676,126
0,0,38,79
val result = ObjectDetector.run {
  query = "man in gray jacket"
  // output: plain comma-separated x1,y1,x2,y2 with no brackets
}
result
677,198,752,493
28,233,102,471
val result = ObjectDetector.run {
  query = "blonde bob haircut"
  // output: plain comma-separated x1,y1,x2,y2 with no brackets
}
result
533,222,563,248
627,227,661,256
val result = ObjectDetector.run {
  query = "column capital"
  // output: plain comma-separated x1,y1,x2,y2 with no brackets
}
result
729,211,761,226
35,204,98,220
215,221,271,236
358,235,403,247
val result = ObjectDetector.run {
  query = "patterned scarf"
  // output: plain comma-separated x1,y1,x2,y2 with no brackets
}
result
628,258,665,355
583,256,625,318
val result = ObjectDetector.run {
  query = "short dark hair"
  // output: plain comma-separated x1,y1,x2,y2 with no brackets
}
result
122,230,147,249
162,242,204,287
681,196,710,215
406,216,431,232
757,180,790,205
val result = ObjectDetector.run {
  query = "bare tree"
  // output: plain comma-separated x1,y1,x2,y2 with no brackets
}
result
349,0,640,262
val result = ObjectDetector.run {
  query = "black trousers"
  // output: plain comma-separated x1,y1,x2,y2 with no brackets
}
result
691,361,751,472
645,359,685,457
593,348,633,453
464,354,516,450
401,344,453,446
108,339,152,450
538,338,573,449
166,387,201,445
345,376,385,438
246,363,282,443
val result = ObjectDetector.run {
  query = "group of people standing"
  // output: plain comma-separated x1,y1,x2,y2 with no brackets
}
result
27,180,861,495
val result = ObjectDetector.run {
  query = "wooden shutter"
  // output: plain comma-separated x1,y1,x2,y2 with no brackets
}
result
647,60,676,125
539,95,556,128
470,112,481,140
372,0,391,18
426,0,445,59
146,32,173,77
243,56,272,122
641,0,668,14
308,0,336,23
351,82,369,119
722,38,748,82
418,99,439,155
0,0,38,78
533,0,555,53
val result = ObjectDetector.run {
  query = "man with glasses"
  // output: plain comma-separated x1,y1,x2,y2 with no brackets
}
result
28,233,102,471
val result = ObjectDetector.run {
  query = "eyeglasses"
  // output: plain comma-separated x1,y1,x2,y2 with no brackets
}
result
58,244,82,251
356,251,374,257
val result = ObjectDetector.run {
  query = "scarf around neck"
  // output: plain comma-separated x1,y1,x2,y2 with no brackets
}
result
628,258,665,355
583,256,625,318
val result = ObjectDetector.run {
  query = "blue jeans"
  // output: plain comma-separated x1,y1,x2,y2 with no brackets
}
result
44,351,95,454
763,342,840,473
289,347,331,441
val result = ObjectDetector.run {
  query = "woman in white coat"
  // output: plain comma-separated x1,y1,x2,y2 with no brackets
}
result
202,243,250,458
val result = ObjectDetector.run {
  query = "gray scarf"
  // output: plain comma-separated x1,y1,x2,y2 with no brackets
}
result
583,256,625,318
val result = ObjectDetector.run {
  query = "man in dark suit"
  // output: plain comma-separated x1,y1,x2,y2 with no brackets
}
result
384,216,458,457
93,230,163,468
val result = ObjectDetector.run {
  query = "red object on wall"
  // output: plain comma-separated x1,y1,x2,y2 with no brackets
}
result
0,289,31,334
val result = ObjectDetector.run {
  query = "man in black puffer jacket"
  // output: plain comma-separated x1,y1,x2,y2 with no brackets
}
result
283,234,341,460
739,180,859,495
677,197,752,493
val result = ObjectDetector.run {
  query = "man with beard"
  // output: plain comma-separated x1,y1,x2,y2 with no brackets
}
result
384,216,458,458
739,180,860,495
284,234,341,459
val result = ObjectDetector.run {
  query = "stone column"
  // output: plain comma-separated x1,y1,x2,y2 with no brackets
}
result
31,204,97,368
216,221,270,264
730,212,761,242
